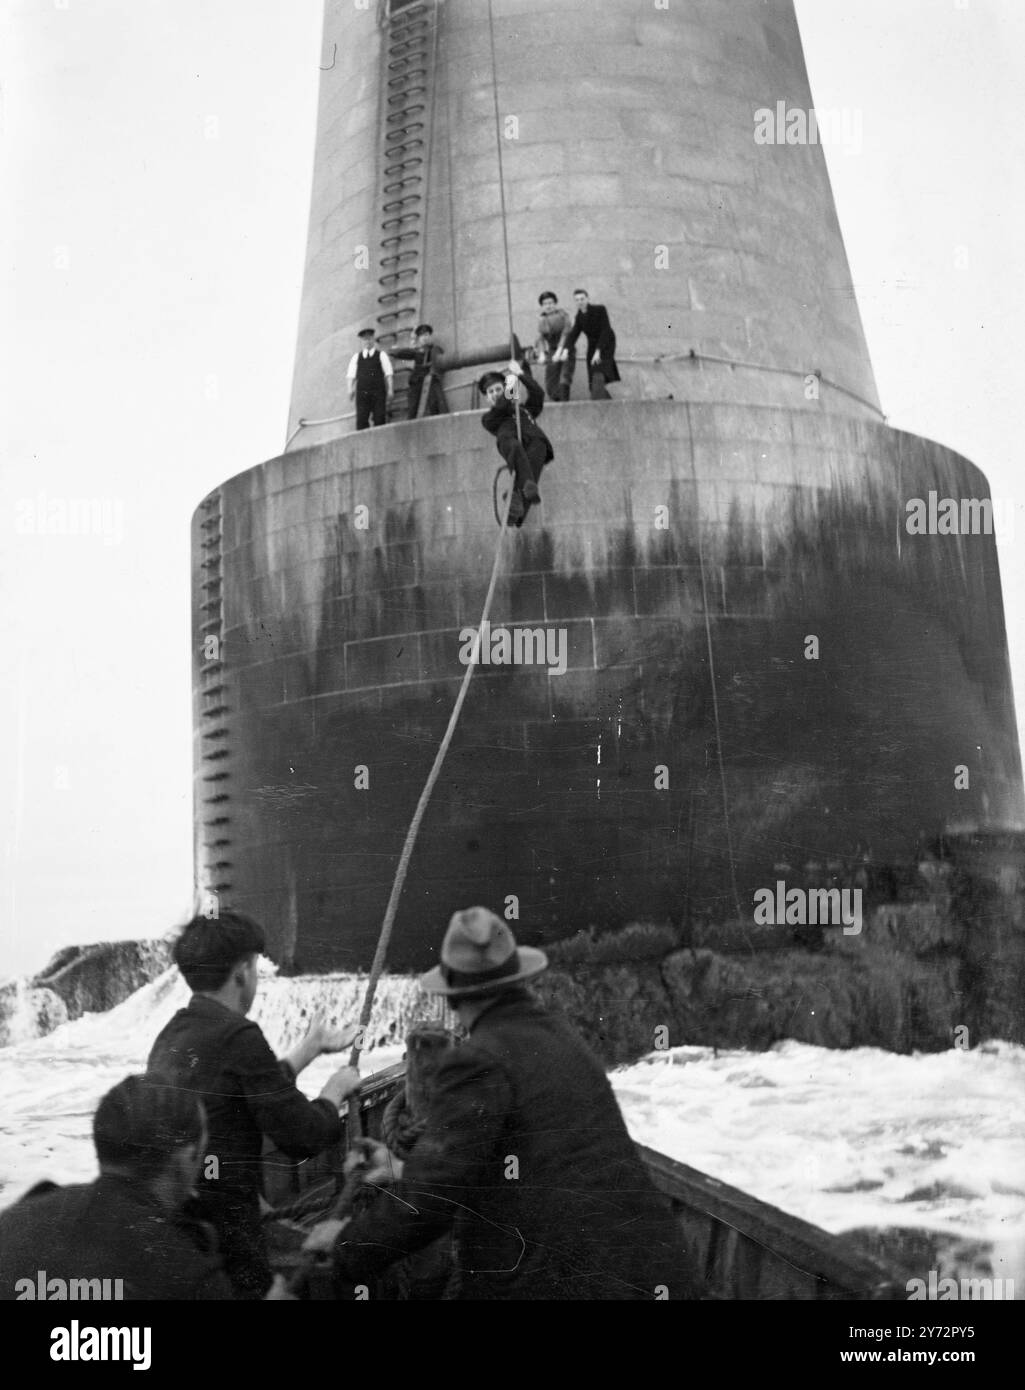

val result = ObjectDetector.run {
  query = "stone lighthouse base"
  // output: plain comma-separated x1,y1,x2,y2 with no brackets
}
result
193,400,1022,971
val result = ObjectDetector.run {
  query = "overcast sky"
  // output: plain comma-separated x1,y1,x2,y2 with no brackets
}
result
2,1,1023,978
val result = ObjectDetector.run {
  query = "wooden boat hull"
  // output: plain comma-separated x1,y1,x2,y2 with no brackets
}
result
264,1062,904,1301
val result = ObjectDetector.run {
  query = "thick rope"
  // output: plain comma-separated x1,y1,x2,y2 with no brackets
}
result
686,405,743,926
297,2,518,1105
486,0,522,443
344,0,521,1081
346,480,514,1078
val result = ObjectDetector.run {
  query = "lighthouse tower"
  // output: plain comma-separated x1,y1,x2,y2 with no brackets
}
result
192,0,1022,970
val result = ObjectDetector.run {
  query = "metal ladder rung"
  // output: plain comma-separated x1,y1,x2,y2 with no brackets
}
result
384,157,422,175
388,88,426,108
387,66,426,87
381,226,420,246
386,109,425,127
378,1,438,361
385,142,424,161
387,73,426,93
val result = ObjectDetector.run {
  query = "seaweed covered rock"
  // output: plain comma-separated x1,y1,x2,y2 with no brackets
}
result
535,961,674,1067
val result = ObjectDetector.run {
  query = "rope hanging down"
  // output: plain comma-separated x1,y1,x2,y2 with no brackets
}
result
487,0,523,444
686,409,743,927
284,480,514,1293
344,483,515,1076
344,0,523,1078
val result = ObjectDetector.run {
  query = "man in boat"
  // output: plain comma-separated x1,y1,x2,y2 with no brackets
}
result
0,1074,239,1300
479,359,553,526
148,911,360,1298
304,908,699,1300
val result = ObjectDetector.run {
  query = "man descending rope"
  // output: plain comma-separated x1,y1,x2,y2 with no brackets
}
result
479,359,553,527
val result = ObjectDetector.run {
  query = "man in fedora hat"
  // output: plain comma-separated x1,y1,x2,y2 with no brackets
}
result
304,907,698,1300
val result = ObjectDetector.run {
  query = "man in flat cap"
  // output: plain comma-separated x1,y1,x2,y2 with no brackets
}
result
304,908,699,1300
390,324,448,420
478,359,553,526
346,328,394,429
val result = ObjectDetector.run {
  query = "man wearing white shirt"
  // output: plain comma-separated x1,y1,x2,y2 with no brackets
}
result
347,328,394,430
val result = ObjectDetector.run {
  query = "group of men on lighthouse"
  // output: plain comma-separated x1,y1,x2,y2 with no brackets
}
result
346,290,620,526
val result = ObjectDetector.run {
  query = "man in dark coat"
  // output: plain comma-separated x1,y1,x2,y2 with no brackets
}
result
479,360,554,526
390,323,448,419
566,288,620,399
0,1074,236,1301
148,911,360,1297
304,908,699,1300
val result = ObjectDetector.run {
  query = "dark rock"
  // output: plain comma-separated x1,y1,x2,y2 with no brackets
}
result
30,937,174,1023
